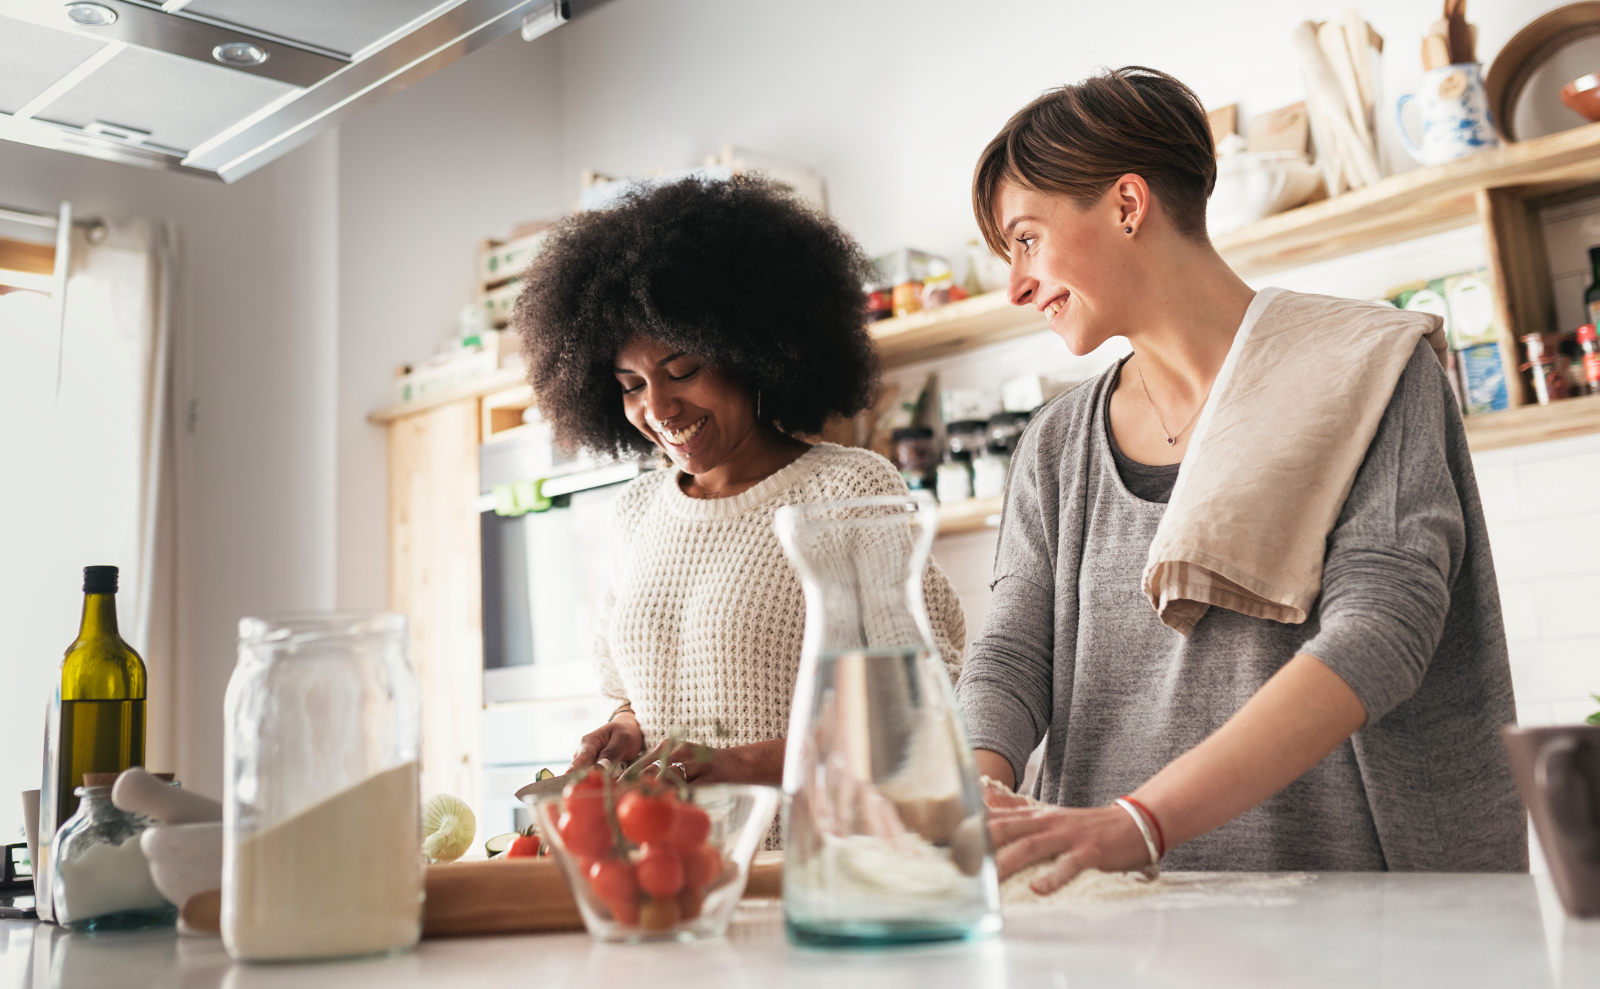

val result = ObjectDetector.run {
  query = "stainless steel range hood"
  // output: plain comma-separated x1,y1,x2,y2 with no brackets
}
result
0,0,589,182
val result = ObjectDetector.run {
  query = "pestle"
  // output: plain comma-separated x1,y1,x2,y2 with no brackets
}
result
111,767,222,824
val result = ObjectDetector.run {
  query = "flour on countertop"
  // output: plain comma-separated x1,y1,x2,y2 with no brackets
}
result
984,779,1314,916
1001,867,1314,916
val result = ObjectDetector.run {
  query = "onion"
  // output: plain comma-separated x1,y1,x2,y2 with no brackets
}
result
422,794,476,863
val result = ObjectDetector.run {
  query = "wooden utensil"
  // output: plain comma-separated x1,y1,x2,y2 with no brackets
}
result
1423,34,1451,71
1342,9,1378,126
180,890,221,934
1446,0,1474,65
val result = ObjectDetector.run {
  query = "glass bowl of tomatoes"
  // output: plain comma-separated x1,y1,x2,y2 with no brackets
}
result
529,774,779,943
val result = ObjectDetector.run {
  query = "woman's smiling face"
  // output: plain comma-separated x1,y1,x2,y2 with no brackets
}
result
613,336,757,476
995,178,1141,357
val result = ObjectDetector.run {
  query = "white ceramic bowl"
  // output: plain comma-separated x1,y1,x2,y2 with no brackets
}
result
1208,151,1323,236
140,822,222,908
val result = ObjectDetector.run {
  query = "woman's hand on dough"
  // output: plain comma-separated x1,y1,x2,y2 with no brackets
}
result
664,738,786,785
986,803,1149,896
570,713,643,772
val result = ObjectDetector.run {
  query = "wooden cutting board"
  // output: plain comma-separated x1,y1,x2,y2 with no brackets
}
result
422,851,784,938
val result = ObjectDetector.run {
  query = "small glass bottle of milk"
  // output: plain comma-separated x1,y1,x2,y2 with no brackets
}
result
222,613,423,962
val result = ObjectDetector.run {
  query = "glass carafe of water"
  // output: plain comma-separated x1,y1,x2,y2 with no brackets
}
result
773,494,1000,945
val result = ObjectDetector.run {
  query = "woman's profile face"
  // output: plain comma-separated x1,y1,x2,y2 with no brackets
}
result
995,179,1137,357
613,336,757,476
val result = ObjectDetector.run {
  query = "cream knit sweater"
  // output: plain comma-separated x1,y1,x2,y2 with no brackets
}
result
595,442,967,752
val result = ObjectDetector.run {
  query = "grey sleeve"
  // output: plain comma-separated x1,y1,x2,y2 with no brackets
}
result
1300,342,1465,723
956,424,1060,784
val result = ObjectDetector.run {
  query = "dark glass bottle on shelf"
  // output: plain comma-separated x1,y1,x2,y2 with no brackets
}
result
1587,246,1600,330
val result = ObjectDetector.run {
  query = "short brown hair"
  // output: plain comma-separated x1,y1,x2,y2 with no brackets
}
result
973,66,1216,257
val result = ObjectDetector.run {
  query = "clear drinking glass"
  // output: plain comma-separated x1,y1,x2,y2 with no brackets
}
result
222,613,423,962
773,495,1000,946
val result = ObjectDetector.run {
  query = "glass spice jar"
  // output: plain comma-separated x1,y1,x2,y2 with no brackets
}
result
984,412,1028,455
890,427,939,493
864,282,894,324
51,774,176,932
1523,333,1571,406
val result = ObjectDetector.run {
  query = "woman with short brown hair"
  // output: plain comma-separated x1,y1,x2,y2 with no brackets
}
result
958,67,1523,892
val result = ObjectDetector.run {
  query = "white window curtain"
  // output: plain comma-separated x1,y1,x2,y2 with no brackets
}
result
0,213,180,844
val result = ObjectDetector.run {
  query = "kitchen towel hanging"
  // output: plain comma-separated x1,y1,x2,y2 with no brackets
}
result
1142,288,1446,635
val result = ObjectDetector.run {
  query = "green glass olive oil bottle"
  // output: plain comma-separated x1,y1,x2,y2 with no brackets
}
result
54,565,147,823
38,565,147,920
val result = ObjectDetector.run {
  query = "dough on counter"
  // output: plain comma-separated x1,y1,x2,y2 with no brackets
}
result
1001,866,1163,907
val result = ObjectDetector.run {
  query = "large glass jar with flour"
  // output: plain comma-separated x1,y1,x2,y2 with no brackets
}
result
773,495,1000,945
222,613,422,962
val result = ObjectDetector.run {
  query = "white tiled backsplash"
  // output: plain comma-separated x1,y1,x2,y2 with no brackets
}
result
1475,432,1600,727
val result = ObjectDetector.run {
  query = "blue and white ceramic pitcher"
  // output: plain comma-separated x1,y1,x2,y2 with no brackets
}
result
1395,63,1502,166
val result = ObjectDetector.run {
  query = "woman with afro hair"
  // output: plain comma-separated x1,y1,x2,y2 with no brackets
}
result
515,175,966,788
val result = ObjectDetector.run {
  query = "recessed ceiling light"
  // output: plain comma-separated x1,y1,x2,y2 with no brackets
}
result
65,3,118,26
212,42,269,68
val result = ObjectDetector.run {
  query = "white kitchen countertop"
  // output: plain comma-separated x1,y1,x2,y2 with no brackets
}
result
4,873,1599,989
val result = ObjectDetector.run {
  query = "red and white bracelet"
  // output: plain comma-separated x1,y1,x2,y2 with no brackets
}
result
1114,795,1164,881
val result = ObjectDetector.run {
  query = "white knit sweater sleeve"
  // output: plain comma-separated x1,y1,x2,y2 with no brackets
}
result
925,562,967,684
591,587,627,702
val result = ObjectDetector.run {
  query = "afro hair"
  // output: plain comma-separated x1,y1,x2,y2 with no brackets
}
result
513,175,880,459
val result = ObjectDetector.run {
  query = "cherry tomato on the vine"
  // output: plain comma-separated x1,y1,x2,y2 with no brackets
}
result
559,793,614,860
616,790,675,844
663,801,711,849
505,834,541,858
587,857,640,924
684,843,721,889
639,896,680,931
635,842,685,898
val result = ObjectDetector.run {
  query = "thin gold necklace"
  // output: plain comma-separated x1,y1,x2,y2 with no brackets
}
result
1134,357,1207,447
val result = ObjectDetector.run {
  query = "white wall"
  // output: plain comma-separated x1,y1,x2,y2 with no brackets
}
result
0,130,338,834
334,28,569,612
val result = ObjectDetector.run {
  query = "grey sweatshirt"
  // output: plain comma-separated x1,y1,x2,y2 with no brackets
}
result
956,340,1527,871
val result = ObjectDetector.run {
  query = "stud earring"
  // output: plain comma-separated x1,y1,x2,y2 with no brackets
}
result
1125,226,1134,234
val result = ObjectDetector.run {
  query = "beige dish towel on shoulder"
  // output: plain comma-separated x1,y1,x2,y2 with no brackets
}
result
1143,287,1448,635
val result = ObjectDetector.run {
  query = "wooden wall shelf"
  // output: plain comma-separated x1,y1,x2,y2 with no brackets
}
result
872,292,1044,367
1214,120,1600,278
1463,394,1600,453
369,365,525,424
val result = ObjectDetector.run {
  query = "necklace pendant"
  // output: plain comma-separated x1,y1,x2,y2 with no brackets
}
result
1166,436,1176,446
